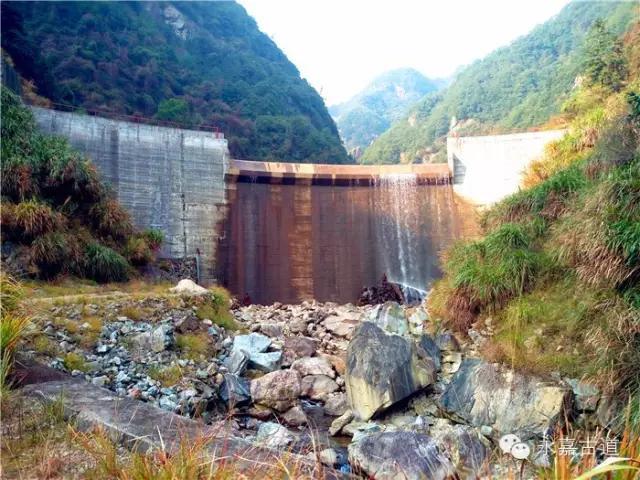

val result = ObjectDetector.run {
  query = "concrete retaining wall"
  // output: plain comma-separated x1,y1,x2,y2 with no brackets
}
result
447,130,566,205
31,107,228,281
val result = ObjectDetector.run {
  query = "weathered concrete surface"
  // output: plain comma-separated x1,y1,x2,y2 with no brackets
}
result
447,130,566,205
31,107,228,281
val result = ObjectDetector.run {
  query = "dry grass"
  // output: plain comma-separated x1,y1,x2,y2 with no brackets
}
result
147,364,184,387
176,333,215,360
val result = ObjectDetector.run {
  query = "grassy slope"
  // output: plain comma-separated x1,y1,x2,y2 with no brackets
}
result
428,24,640,416
360,1,636,164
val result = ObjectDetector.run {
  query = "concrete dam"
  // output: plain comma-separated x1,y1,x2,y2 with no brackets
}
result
32,107,562,304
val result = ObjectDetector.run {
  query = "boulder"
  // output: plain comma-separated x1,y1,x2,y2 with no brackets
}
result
232,333,271,356
366,302,408,335
407,308,428,336
260,323,283,338
281,405,308,427
169,279,209,296
348,431,455,480
566,378,600,412
291,356,335,378
440,359,571,440
329,409,353,436
225,349,249,376
250,369,301,412
431,425,490,480
249,351,282,373
346,322,437,420
282,336,317,366
174,315,201,334
322,313,361,339
132,325,173,353
324,392,348,416
220,374,251,407
256,422,294,449
301,375,340,400
419,334,441,371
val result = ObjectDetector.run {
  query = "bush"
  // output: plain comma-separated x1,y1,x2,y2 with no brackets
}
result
31,232,82,277
124,237,153,266
1,200,64,241
142,229,164,251
0,272,23,316
88,198,133,241
83,243,130,283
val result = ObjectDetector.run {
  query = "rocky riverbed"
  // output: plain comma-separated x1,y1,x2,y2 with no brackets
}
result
26,280,620,479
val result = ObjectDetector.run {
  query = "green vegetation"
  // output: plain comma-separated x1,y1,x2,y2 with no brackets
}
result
0,273,29,395
329,68,440,154
62,352,88,373
361,1,637,164
175,333,214,361
429,21,640,408
1,1,348,164
0,88,161,282
147,364,183,387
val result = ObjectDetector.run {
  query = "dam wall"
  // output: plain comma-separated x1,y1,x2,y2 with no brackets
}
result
447,129,566,205
31,107,228,281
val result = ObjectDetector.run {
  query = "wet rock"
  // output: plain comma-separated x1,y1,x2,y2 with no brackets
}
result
250,369,301,412
225,349,249,376
366,302,408,335
132,325,173,353
301,375,340,401
256,422,294,449
348,431,455,480
431,425,490,480
356,275,405,306
220,374,251,407
282,405,308,427
249,351,282,373
329,409,353,436
346,322,437,420
282,336,317,366
291,356,335,378
324,392,348,416
440,359,571,440
169,279,209,296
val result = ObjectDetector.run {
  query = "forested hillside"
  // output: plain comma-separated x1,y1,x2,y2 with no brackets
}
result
329,68,439,156
1,1,349,164
361,1,637,164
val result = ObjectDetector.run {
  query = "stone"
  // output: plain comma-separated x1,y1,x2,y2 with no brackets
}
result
220,374,251,407
281,405,308,427
300,375,340,401
282,336,317,366
255,422,294,449
289,318,308,334
91,375,108,387
318,448,338,467
232,333,271,356
566,378,600,412
132,325,173,353
249,351,282,373
419,334,441,371
250,369,301,412
431,425,490,480
407,308,428,336
291,356,335,378
225,349,249,376
321,353,346,375
366,302,408,335
324,392,348,417
322,313,360,339
435,332,460,352
175,315,200,334
346,322,437,420
348,431,455,480
169,279,209,296
329,409,353,436
260,323,283,338
440,359,571,440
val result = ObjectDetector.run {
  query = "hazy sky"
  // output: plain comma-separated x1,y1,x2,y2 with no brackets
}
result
238,0,572,106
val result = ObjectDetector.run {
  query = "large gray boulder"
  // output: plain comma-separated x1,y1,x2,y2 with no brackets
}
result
366,301,409,335
346,322,437,420
440,359,571,440
229,333,281,372
348,431,455,480
132,325,173,353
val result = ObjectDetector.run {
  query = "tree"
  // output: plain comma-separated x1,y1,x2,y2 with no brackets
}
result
155,98,190,124
582,19,628,91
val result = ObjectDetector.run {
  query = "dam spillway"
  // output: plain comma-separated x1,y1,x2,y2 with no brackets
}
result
217,172,476,304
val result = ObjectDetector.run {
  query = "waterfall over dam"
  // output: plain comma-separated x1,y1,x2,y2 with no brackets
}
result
30,106,564,304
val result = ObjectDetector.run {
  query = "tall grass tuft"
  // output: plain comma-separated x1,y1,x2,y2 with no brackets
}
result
0,274,29,395
83,243,130,283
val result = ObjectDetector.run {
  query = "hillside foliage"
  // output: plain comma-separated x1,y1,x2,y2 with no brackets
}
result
429,22,640,409
329,68,440,155
361,1,637,164
0,1,349,164
0,88,161,282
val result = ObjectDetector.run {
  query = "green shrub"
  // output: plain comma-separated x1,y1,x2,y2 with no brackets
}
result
0,272,23,316
31,232,82,277
142,229,164,251
83,243,130,283
63,352,88,372
89,198,133,241
124,237,153,266
1,200,64,241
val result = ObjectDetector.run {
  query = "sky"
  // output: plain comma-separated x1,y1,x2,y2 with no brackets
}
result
238,0,572,106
